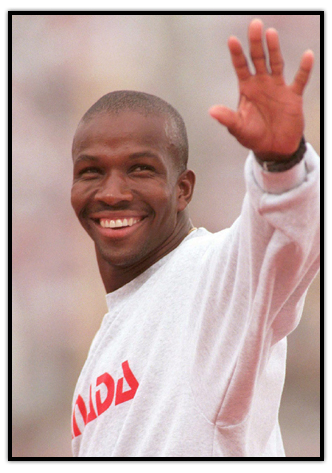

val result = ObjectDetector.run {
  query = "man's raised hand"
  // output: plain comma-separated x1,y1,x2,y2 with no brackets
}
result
209,19,314,161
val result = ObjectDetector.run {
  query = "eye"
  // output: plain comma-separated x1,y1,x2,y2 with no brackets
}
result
130,164,156,174
77,167,102,179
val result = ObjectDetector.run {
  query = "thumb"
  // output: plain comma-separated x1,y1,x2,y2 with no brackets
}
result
209,105,237,131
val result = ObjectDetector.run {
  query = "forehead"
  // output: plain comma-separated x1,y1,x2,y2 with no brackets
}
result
72,111,170,157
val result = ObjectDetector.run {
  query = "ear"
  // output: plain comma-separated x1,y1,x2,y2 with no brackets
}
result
177,169,196,212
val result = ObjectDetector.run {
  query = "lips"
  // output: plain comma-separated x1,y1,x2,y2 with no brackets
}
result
88,213,147,240
99,217,142,229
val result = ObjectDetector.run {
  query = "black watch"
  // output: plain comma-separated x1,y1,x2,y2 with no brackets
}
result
255,137,306,173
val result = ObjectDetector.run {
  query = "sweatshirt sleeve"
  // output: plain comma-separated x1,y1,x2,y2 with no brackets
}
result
209,143,320,429
243,143,320,343
187,143,320,432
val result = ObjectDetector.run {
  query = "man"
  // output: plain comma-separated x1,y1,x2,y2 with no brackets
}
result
70,19,320,457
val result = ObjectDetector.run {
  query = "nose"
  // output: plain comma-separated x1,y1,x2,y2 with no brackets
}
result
94,171,133,206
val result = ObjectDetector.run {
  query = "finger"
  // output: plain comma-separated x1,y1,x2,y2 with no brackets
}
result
209,105,238,132
228,36,251,81
265,28,285,81
248,18,268,75
290,49,314,96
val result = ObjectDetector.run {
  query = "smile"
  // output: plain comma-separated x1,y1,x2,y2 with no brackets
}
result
99,217,142,229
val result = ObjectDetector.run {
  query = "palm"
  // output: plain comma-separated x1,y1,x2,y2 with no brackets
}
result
210,20,314,160
232,75,304,155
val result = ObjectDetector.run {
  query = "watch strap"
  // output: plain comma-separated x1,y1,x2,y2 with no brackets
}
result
255,137,306,173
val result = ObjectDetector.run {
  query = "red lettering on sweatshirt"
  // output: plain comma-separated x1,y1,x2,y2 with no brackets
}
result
115,360,139,405
96,372,115,415
71,360,139,439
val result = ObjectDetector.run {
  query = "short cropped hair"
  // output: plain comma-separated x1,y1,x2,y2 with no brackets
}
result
81,90,189,172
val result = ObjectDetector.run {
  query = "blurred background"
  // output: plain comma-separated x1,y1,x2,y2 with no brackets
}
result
11,13,320,457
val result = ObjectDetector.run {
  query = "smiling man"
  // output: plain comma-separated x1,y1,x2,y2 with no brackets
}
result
70,19,320,457
71,107,195,292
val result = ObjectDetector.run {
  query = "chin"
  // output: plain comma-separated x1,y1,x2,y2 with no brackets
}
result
96,242,150,269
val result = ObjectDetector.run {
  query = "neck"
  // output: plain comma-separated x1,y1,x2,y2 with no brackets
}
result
97,216,194,293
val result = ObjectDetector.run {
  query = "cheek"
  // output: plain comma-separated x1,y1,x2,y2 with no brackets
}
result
70,186,80,215
132,179,173,204
148,185,178,223
71,184,91,218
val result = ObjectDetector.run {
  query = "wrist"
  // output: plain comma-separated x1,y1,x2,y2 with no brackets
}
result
254,137,306,172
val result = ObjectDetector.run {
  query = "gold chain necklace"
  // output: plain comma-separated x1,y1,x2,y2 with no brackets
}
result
187,227,197,235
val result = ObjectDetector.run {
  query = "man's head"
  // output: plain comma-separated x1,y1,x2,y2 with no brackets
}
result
80,90,189,173
71,91,195,275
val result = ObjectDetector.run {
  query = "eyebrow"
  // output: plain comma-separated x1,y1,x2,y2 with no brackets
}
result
74,151,161,165
74,154,98,165
128,151,160,160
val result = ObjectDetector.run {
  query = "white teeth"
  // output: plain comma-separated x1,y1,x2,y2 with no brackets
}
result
100,218,141,228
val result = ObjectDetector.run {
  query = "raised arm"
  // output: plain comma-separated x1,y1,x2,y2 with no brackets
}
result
209,19,314,162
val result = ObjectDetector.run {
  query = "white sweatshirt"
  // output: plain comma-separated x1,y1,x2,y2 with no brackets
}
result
71,145,320,457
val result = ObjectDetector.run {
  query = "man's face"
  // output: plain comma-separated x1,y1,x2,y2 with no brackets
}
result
71,111,189,269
